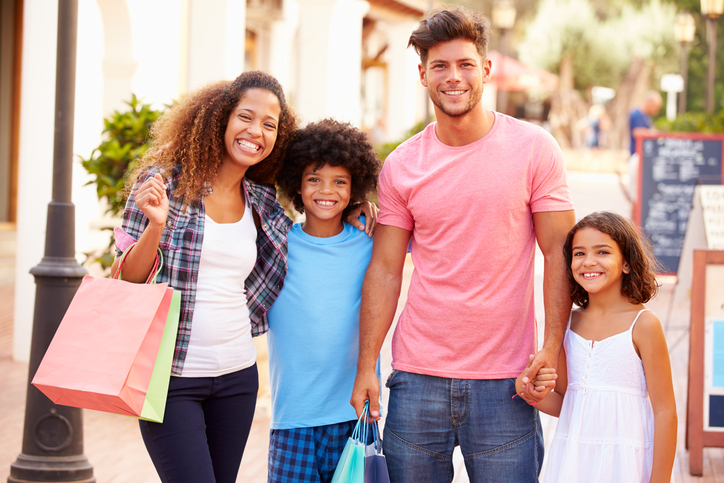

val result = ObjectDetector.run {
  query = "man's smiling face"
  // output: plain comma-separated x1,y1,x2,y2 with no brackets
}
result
419,38,491,119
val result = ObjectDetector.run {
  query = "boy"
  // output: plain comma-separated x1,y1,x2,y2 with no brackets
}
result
267,118,381,482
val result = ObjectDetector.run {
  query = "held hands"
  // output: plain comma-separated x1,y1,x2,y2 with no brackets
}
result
135,173,169,228
346,201,378,236
516,354,557,404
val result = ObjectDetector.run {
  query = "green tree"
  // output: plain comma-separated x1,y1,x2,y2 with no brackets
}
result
79,95,164,270
516,0,678,148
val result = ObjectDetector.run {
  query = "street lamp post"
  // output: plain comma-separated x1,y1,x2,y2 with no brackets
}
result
492,0,516,115
701,0,724,113
674,12,696,114
7,1,94,482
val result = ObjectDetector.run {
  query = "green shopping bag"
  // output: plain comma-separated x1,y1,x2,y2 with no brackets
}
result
139,288,180,422
331,403,370,483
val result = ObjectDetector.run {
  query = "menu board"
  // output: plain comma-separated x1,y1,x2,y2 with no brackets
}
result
636,133,724,274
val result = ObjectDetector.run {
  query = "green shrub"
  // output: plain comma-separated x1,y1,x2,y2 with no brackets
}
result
79,95,164,270
655,109,724,133
375,120,429,162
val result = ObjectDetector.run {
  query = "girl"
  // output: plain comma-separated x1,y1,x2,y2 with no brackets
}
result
517,211,677,482
112,71,374,483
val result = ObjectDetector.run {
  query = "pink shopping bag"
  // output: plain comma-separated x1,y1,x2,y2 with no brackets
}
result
32,247,176,418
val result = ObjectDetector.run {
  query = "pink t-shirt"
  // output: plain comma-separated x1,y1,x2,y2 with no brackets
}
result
378,113,574,379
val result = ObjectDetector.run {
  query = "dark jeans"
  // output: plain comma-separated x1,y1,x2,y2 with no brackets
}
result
139,364,259,483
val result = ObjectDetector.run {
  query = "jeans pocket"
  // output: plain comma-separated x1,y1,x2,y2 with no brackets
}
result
385,369,399,388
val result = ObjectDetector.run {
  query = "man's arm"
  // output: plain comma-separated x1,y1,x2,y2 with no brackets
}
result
521,210,576,401
351,224,412,420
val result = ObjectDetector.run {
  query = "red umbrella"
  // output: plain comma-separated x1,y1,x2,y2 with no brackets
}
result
487,50,558,92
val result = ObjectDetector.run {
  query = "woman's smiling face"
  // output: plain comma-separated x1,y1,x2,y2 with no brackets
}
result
222,88,281,172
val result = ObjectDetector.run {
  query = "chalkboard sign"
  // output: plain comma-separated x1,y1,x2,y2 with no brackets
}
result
635,133,724,274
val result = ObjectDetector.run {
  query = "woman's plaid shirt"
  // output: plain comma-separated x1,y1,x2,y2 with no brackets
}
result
116,166,292,375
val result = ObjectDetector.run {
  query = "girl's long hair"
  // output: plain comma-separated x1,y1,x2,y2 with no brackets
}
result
563,211,661,308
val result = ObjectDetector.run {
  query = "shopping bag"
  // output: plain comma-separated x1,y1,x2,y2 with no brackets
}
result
32,246,178,421
139,288,180,422
364,420,390,483
332,403,370,483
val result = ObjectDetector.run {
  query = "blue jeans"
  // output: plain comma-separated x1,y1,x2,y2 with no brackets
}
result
139,364,259,483
383,370,543,483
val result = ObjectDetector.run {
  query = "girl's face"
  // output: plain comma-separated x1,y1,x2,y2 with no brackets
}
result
570,227,630,297
222,88,281,171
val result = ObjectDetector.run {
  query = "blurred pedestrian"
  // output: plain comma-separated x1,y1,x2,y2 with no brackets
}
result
628,91,663,201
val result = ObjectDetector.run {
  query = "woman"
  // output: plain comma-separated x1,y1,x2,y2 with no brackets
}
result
113,71,373,483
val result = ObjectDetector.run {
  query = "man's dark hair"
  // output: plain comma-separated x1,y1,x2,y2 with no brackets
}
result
277,118,380,218
408,6,491,66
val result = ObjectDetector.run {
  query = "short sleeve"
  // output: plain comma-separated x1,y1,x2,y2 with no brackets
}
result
529,131,574,214
377,156,414,230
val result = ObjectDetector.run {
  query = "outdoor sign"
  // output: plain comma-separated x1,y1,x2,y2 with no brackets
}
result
635,133,724,274
688,250,724,476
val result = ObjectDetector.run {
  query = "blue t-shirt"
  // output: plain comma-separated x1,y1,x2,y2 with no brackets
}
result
629,108,652,155
267,222,373,429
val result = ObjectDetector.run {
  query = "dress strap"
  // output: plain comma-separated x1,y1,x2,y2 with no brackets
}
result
628,309,650,331
566,311,573,330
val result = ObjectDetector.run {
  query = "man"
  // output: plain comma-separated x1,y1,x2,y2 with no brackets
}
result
350,6,576,482
628,91,663,202
629,90,663,156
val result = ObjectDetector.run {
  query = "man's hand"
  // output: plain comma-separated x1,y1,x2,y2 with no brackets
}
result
520,346,559,402
516,354,557,404
351,370,380,422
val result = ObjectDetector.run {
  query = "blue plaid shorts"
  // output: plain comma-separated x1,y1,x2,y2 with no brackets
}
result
268,420,357,483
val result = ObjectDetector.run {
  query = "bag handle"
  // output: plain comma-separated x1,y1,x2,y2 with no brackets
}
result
351,401,370,443
113,243,163,284
371,418,381,454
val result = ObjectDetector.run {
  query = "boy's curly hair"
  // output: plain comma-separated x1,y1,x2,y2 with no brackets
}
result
563,211,661,308
276,118,380,218
126,71,298,202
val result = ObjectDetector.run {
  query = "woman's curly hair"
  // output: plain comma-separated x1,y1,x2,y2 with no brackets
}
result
563,211,661,308
276,118,381,218
126,71,298,202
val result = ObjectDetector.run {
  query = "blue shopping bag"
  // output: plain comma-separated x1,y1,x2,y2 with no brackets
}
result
364,419,390,483
332,403,370,483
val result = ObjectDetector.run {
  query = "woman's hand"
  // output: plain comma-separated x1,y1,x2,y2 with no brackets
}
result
135,173,169,228
346,201,378,236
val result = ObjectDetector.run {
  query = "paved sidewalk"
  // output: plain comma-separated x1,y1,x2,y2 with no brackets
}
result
0,170,718,481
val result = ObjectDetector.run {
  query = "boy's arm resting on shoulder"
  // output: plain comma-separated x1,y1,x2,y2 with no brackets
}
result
346,201,378,236
635,311,677,482
522,210,576,401
351,224,411,420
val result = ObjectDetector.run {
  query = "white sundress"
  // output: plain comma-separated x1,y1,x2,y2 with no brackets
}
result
542,309,655,483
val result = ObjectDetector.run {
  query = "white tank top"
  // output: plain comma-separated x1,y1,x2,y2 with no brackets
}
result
181,203,258,377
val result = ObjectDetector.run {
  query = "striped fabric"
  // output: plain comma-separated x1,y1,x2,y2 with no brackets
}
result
268,420,357,483
117,165,291,375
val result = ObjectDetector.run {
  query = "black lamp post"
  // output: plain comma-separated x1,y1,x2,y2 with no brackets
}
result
492,0,516,116
7,1,94,482
674,12,696,114
701,0,724,113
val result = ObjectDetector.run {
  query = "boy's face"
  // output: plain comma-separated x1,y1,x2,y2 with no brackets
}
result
299,163,352,228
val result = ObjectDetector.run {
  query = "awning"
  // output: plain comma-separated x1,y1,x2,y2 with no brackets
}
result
487,50,558,92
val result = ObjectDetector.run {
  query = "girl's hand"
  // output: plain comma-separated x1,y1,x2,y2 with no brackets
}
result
516,354,557,404
346,201,378,236
135,173,169,228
